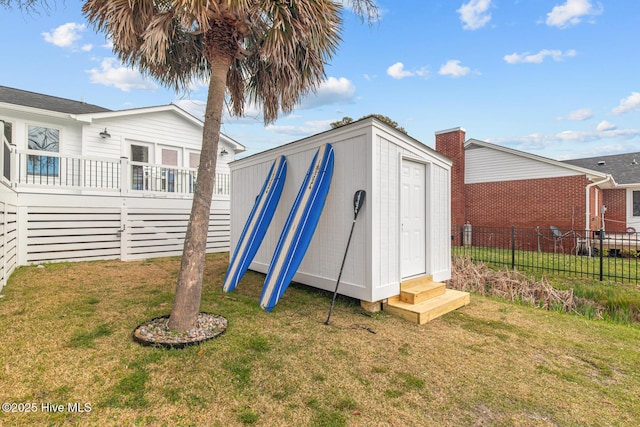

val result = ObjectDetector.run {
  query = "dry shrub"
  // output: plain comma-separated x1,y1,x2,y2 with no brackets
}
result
447,256,605,318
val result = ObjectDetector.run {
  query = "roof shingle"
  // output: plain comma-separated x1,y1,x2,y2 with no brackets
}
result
563,152,640,185
0,85,111,114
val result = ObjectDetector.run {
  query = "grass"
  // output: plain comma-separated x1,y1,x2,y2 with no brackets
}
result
452,247,640,323
0,253,639,426
453,245,640,283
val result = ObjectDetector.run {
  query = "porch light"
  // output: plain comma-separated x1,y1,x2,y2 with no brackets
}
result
219,148,228,156
99,128,111,138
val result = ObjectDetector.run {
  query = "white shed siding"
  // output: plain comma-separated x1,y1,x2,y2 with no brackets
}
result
230,119,452,304
370,127,452,302
230,130,370,300
372,134,409,296
430,163,451,282
465,146,582,184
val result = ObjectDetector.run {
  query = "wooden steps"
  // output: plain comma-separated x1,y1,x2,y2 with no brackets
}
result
386,275,470,324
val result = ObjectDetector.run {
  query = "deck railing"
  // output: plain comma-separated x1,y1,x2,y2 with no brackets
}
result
7,148,230,197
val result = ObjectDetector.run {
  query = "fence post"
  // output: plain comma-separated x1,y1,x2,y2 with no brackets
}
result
511,225,516,269
599,228,604,281
1,201,6,291
119,201,130,261
120,157,129,195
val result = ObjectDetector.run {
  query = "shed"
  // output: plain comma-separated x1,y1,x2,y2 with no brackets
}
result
230,117,469,322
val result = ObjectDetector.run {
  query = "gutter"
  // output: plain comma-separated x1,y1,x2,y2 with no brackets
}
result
585,174,613,232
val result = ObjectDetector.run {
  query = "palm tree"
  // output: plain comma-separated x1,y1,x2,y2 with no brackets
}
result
83,0,378,332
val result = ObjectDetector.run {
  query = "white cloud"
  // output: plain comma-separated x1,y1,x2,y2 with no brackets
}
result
337,0,383,22
596,120,616,131
438,60,471,78
489,127,640,151
42,22,86,48
297,77,356,109
557,108,593,121
223,102,264,123
386,62,428,80
504,49,577,64
266,119,334,136
173,99,206,120
545,0,602,29
387,62,413,79
87,58,158,92
612,92,640,115
457,0,493,30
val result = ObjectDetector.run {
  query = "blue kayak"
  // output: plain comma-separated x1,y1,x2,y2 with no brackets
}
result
222,155,287,293
260,144,334,311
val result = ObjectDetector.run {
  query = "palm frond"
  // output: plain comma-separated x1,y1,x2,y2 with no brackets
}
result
84,0,377,123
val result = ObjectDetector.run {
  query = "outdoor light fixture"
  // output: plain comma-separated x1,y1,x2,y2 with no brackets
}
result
220,148,228,156
99,128,111,138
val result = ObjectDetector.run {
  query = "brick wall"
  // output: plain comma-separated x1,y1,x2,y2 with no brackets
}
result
464,175,597,232
603,188,627,233
435,128,466,226
433,127,613,238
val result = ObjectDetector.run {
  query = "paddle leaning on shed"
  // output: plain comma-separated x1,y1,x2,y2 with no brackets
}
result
222,156,287,293
325,189,366,325
260,144,335,312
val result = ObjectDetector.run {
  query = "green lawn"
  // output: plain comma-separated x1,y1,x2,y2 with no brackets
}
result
453,245,640,283
1,253,639,426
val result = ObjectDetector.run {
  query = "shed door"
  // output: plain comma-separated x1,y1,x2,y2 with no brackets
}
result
401,159,426,278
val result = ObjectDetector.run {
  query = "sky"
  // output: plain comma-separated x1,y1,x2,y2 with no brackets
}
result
1,0,639,160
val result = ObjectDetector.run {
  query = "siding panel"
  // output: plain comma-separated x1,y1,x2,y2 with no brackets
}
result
466,147,582,184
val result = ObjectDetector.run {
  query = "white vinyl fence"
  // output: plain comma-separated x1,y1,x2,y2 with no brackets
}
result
0,191,230,292
0,198,18,291
19,196,230,264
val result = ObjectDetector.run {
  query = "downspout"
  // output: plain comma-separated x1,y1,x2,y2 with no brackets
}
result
585,175,613,233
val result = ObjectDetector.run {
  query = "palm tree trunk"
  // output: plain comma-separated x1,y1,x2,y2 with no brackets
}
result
168,54,233,332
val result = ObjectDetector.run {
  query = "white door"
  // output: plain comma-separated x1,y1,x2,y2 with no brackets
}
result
401,159,426,278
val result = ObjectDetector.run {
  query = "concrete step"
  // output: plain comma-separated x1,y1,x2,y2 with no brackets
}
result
400,277,446,304
386,289,470,325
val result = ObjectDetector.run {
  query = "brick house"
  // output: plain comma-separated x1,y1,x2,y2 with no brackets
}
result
435,127,640,237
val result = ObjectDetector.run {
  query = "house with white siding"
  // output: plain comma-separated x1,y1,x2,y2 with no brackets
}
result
0,85,244,290
435,127,640,239
230,117,469,323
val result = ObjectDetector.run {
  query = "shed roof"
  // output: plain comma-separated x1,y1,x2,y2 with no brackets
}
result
232,116,451,166
563,152,640,185
0,85,111,114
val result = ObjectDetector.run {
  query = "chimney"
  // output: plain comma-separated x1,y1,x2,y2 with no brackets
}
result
435,127,466,226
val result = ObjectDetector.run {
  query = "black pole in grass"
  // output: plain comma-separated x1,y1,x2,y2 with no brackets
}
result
325,190,366,325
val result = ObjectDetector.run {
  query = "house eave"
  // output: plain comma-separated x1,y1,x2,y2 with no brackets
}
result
0,102,76,121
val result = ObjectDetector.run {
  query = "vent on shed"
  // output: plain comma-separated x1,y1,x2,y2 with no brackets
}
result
597,160,606,166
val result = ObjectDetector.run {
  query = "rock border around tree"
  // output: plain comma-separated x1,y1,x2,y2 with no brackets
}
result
132,312,228,349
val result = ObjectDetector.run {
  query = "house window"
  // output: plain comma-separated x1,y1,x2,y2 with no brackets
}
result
189,152,200,168
188,152,200,193
131,144,150,190
27,125,59,176
633,191,640,216
161,148,178,192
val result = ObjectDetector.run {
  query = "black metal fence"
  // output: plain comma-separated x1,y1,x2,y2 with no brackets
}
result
451,224,640,284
